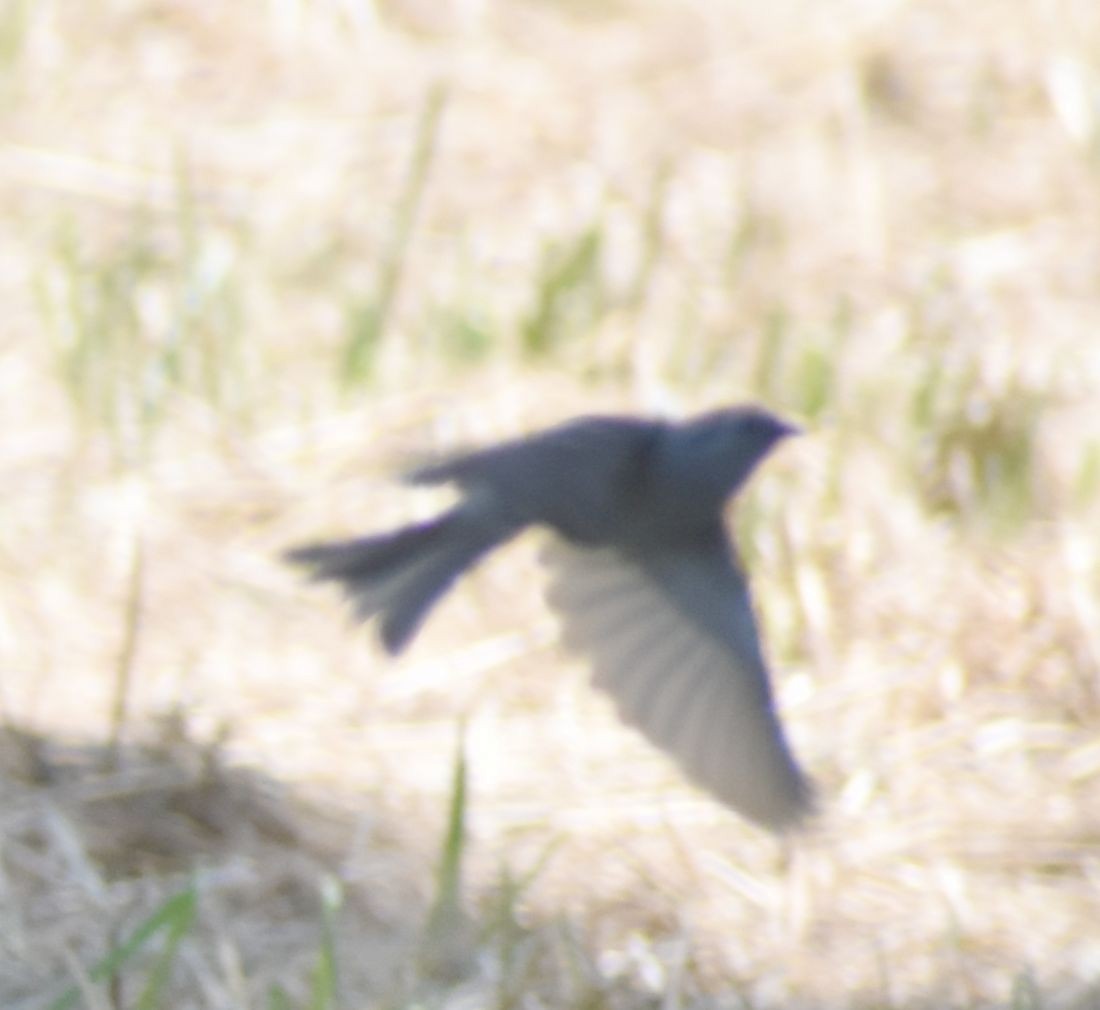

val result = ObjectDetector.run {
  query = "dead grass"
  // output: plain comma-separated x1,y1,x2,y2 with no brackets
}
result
1,0,1099,1007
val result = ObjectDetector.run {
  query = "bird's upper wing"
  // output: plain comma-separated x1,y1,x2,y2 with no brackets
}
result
541,531,814,831
407,416,652,488
405,416,658,543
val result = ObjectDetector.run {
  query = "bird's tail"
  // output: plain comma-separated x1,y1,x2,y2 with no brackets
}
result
286,506,509,654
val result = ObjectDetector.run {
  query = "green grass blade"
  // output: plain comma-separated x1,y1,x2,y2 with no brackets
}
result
47,884,198,1010
522,225,603,358
340,82,448,389
417,723,473,980
308,876,343,1010
427,723,468,932
135,883,199,1010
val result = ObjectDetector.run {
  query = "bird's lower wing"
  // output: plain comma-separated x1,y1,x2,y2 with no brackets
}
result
541,537,814,831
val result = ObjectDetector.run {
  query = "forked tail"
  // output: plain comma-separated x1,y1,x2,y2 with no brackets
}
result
287,506,508,654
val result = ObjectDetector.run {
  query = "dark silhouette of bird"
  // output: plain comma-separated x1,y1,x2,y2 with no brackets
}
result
287,405,815,831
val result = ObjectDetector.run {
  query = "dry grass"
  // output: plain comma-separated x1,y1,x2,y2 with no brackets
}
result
2,0,1099,1006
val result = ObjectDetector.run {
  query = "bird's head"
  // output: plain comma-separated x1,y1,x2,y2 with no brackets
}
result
650,406,799,522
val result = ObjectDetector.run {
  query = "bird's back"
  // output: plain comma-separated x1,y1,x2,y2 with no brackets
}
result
408,415,661,544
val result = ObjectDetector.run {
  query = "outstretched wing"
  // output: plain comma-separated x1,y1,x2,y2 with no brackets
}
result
541,532,814,831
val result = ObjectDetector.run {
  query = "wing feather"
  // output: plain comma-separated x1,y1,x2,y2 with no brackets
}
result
541,536,814,830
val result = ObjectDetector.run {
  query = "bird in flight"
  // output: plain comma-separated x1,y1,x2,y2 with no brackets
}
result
288,405,815,831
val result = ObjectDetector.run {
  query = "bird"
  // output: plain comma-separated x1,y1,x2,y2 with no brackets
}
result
287,405,815,831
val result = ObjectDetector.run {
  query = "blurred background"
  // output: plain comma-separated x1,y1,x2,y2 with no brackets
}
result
1,0,1099,1007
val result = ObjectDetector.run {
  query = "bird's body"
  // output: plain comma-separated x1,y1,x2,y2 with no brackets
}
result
288,406,815,831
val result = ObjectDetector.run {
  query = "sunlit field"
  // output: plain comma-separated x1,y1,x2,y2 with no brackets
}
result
2,1,1099,1007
